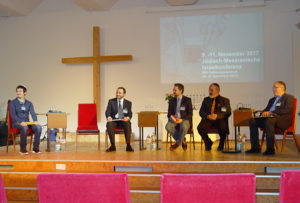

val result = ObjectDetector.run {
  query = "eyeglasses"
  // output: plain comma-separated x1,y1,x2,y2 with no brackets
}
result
272,86,281,89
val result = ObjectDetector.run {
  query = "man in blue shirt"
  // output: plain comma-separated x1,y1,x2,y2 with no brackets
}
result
166,83,193,151
9,85,41,155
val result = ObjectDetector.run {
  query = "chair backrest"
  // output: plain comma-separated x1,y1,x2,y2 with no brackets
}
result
290,98,297,132
0,174,7,203
161,173,256,203
279,170,300,203
37,173,131,203
77,103,98,130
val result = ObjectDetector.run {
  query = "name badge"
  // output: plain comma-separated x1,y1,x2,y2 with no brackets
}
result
276,103,281,106
180,106,186,111
221,107,226,112
21,106,26,111
123,109,128,114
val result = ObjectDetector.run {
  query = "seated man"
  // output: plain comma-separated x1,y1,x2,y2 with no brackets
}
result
9,85,42,155
105,87,134,152
197,83,231,151
165,83,193,151
246,81,294,155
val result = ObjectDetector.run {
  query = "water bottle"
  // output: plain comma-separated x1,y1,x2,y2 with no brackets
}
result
146,135,151,151
237,133,242,152
55,135,61,151
151,134,157,151
242,134,247,152
60,136,66,152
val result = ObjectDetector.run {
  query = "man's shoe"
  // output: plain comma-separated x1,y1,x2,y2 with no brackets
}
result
246,149,261,154
19,150,29,155
182,138,187,151
263,149,275,156
217,145,223,151
205,141,213,151
170,143,179,151
126,144,134,152
32,148,41,154
106,146,116,152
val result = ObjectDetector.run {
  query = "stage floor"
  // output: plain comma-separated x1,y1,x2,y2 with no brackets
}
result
1,139,299,162
0,139,300,203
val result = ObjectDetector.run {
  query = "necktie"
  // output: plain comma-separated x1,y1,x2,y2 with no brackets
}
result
269,97,280,112
211,98,216,114
176,98,181,118
118,100,124,119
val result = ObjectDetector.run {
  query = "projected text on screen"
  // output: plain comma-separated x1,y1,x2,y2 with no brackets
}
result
160,13,264,83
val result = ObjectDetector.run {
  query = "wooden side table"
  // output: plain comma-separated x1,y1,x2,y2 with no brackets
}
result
39,113,69,152
137,111,160,150
233,109,254,151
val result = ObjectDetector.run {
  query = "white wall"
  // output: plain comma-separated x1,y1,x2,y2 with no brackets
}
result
0,0,299,139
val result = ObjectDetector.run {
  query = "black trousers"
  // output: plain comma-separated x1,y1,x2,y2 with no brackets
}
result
249,117,277,151
197,119,227,147
106,121,131,146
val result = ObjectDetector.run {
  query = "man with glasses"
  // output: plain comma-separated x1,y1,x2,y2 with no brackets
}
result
9,85,42,155
246,81,295,155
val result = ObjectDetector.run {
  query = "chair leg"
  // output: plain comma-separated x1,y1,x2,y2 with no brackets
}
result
293,132,300,152
193,132,195,150
12,136,16,154
29,135,33,151
189,133,192,151
226,134,229,150
105,131,108,149
260,130,265,152
281,131,287,152
274,136,279,152
200,139,203,150
166,132,168,149
6,135,10,153
75,133,78,151
98,132,100,151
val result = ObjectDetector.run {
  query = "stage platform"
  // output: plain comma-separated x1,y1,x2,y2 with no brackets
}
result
1,139,300,203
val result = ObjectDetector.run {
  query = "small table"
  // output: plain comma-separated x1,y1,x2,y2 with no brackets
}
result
137,111,160,150
38,112,69,152
233,109,254,152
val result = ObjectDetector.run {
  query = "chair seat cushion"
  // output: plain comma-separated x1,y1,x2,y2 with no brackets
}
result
77,130,100,134
77,125,99,131
9,129,20,133
10,128,34,134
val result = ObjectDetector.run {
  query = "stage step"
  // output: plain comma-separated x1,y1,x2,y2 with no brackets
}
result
1,172,280,203
4,189,279,203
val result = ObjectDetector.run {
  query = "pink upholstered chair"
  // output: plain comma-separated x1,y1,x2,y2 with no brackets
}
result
161,173,256,203
0,174,7,203
279,170,300,203
37,173,131,203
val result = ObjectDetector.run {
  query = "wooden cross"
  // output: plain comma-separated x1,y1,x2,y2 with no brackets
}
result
62,26,132,122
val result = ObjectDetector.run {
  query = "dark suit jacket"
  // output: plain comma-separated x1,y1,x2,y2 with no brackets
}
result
263,93,295,130
167,96,193,127
105,98,132,120
199,95,231,133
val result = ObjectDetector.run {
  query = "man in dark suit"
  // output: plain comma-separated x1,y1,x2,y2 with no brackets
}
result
246,81,295,155
105,87,134,152
197,83,231,151
166,83,193,151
